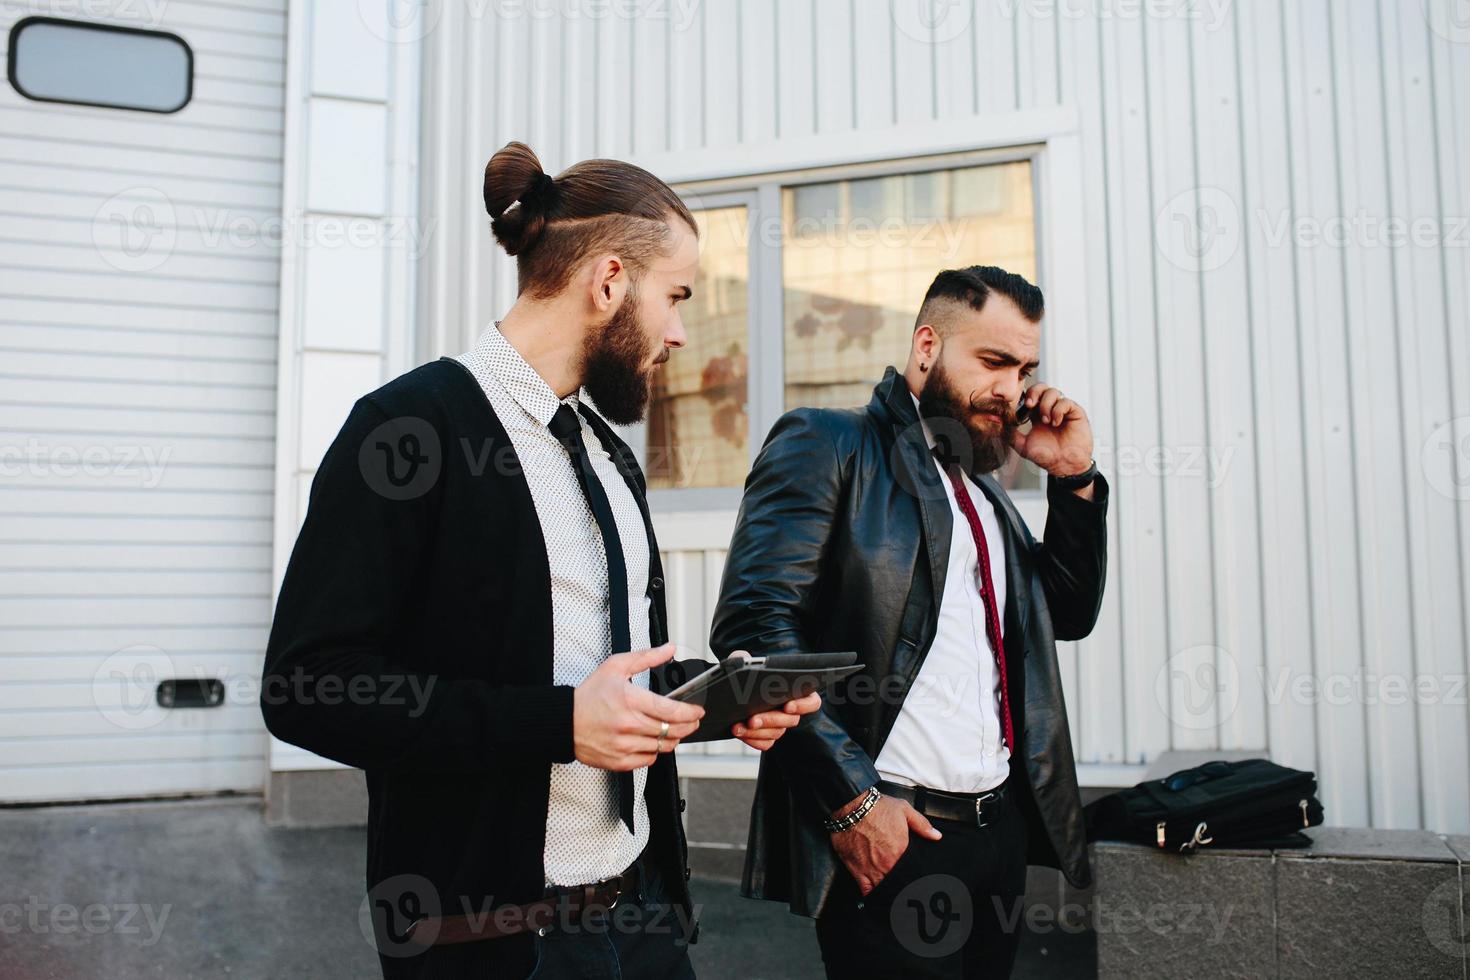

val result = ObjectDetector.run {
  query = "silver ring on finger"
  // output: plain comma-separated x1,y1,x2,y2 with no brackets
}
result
657,720,670,752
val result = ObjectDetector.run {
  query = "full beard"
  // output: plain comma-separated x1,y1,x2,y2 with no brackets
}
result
917,357,1017,474
581,286,659,426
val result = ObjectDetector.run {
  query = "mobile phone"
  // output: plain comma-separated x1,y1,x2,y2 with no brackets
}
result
1015,390,1033,425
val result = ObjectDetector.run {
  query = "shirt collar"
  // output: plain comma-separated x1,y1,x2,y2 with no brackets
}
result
476,321,580,428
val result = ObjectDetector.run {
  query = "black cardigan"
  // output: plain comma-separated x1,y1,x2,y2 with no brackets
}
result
261,358,696,976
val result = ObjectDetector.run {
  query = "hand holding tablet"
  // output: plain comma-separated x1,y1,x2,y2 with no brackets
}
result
667,651,862,743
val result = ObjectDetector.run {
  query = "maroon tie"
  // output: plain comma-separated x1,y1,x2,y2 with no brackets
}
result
940,464,1016,752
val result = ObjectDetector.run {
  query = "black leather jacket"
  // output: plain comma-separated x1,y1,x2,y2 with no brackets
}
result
709,367,1110,917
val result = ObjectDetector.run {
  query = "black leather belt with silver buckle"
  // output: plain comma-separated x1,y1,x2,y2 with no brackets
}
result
404,861,642,947
877,779,1011,828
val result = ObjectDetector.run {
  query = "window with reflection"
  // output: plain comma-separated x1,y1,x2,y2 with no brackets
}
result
646,205,750,490
781,160,1039,489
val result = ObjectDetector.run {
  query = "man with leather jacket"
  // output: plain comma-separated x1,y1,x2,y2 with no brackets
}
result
710,265,1109,977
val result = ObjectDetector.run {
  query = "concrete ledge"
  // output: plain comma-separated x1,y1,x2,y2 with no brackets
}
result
265,769,368,828
1277,828,1464,979
1095,827,1469,979
1094,840,1279,979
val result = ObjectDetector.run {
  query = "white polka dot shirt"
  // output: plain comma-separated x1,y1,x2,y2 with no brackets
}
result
455,322,652,886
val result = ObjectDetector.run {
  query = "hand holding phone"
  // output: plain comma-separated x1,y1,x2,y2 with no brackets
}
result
1015,390,1034,426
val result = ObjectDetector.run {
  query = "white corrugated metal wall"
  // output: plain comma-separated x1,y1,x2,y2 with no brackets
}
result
0,0,288,801
266,0,423,776
414,0,1469,834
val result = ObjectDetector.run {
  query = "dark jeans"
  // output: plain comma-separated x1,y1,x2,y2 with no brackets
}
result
815,790,1029,979
524,853,696,980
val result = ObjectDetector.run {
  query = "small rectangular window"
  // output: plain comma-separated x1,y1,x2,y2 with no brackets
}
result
7,17,193,114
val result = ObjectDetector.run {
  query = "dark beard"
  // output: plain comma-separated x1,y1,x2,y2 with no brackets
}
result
917,356,1017,474
581,285,656,426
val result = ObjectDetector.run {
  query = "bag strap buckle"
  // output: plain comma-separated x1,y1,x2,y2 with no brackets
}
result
1178,821,1214,853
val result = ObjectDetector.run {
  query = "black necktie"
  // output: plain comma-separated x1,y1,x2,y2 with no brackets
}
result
548,403,636,834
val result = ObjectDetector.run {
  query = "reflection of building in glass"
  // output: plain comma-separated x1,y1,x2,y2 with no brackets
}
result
782,161,1036,412
648,161,1039,492
782,161,1038,489
648,207,750,490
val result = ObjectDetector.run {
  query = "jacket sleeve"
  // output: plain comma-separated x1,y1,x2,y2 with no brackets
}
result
1033,472,1111,641
260,396,576,773
709,409,880,821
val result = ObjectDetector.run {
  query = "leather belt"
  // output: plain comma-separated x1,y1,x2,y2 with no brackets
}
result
878,779,1010,828
404,861,642,947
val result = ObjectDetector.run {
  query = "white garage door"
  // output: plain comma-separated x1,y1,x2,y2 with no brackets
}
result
0,0,286,802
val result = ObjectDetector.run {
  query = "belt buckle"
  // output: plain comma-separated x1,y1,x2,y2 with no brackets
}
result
974,790,998,828
590,873,623,911
559,875,622,922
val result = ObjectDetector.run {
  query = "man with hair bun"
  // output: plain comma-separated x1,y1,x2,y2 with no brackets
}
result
262,141,818,979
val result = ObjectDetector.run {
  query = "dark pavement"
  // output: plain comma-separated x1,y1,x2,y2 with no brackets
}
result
0,798,1091,979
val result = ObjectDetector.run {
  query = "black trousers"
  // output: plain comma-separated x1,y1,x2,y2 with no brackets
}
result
523,851,695,980
815,791,1029,979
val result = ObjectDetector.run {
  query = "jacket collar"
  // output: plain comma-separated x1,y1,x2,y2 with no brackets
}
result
872,367,954,628
869,366,1033,646
874,363,919,426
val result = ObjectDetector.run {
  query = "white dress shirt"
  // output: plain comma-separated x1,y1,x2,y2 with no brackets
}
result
455,323,652,886
874,392,1011,794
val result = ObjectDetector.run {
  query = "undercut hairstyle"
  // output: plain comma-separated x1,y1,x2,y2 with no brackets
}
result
483,141,698,299
914,265,1045,336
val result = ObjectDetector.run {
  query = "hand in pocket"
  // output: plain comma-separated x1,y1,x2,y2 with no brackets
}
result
829,794,942,897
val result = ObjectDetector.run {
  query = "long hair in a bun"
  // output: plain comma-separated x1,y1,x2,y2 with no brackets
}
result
481,140,696,299
483,141,558,256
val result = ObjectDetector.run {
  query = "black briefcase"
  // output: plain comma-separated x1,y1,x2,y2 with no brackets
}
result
1085,758,1325,853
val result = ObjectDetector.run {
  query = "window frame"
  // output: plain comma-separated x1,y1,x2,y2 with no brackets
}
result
646,145,1049,512
6,15,195,115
